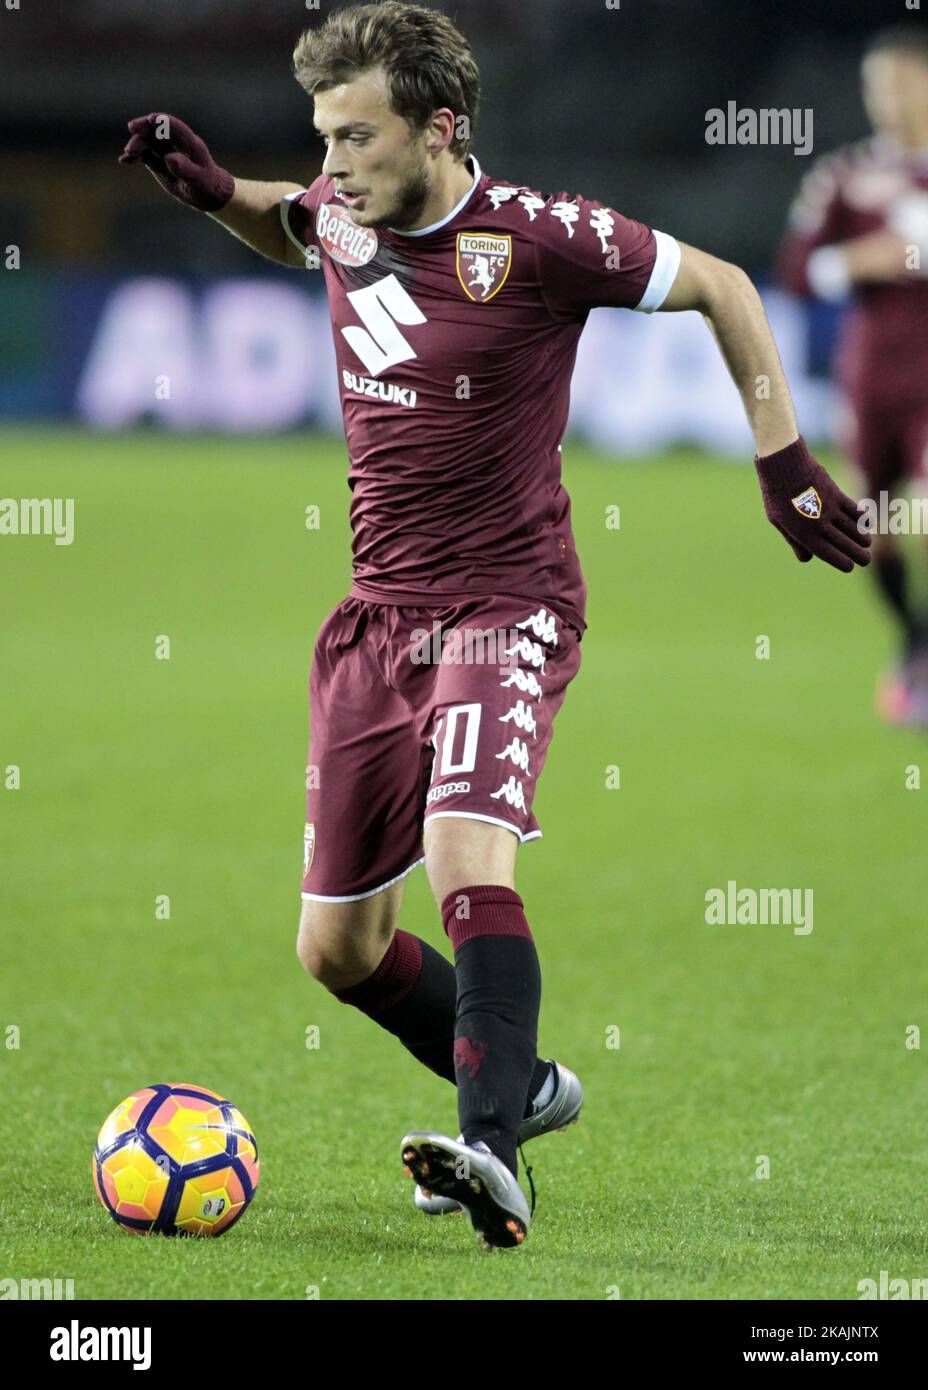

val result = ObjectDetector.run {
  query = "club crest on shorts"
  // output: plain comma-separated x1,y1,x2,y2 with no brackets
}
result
303,821,316,877
791,486,822,519
456,232,512,302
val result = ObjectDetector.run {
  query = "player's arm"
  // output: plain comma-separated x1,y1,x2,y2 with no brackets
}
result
808,192,928,289
786,219,909,295
834,229,911,284
659,241,870,573
777,149,910,296
119,113,307,268
660,242,796,456
210,180,308,268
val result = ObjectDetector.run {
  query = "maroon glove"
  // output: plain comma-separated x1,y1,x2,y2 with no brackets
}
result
755,436,871,573
119,113,234,212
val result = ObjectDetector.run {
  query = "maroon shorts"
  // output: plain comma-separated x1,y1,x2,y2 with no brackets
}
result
842,399,928,493
300,594,582,901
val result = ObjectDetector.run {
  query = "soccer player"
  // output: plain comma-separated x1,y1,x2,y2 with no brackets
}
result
121,1,870,1250
778,25,928,725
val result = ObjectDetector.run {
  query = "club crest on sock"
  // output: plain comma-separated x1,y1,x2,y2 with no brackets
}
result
454,1036,488,1079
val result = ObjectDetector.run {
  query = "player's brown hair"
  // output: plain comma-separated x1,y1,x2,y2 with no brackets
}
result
292,1,480,161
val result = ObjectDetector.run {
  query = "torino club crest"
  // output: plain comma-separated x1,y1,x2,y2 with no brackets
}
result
456,232,513,302
791,486,822,519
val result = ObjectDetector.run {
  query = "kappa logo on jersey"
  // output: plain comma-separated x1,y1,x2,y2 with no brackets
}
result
485,185,525,210
456,232,512,302
791,486,822,519
316,202,379,266
303,821,316,877
485,188,618,259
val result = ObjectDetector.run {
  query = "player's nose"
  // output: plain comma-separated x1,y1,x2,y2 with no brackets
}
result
321,143,350,181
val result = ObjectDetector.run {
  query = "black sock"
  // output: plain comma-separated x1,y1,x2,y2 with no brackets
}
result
873,551,924,654
442,886,543,1178
333,929,550,1112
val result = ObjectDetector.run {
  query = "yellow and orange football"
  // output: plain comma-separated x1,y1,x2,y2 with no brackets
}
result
93,1083,259,1236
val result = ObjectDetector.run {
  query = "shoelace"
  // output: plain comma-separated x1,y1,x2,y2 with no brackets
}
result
517,1138,537,1216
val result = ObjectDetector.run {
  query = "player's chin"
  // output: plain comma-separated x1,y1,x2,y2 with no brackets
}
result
355,206,394,230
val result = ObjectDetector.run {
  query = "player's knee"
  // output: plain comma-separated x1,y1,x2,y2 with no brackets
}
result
295,902,334,981
295,897,397,990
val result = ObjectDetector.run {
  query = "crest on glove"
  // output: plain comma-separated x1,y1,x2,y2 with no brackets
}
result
791,486,822,519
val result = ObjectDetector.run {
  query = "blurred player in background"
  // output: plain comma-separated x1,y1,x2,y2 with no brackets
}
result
779,25,928,726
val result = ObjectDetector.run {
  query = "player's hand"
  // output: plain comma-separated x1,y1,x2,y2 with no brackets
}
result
754,436,871,573
888,191,928,274
841,228,912,284
119,113,234,212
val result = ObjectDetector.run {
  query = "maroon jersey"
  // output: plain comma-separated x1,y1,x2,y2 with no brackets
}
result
281,156,681,637
778,135,928,410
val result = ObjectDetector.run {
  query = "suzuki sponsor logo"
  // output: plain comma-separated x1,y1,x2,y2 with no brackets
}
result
342,369,417,407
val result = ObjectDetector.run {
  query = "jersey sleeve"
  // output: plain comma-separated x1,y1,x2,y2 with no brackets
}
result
532,189,682,320
776,151,850,298
279,174,327,266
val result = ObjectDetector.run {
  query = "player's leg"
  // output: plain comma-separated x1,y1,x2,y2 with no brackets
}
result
416,600,582,1181
299,593,564,1188
871,525,926,660
296,883,405,991
850,407,917,641
296,883,467,1081
423,811,517,903
899,407,928,721
400,600,583,1245
422,814,541,1182
845,403,921,719
296,597,460,1081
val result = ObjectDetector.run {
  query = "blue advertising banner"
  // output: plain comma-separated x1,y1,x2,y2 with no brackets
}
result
1,270,845,453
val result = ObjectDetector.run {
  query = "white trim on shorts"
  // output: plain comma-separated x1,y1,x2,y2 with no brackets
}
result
300,814,542,902
301,855,425,903
423,810,543,843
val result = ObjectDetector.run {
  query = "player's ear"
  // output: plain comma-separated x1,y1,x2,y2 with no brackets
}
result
425,108,457,159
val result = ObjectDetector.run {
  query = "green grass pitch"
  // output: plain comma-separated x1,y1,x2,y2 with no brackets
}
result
1,425,925,1300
